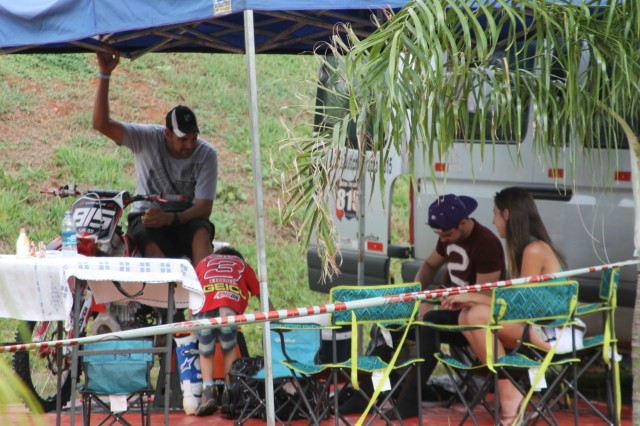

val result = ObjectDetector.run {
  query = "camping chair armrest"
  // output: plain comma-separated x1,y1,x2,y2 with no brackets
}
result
271,322,329,331
414,320,497,333
378,321,412,332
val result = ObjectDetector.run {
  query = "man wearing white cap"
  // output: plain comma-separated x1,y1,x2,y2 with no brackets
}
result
92,49,216,266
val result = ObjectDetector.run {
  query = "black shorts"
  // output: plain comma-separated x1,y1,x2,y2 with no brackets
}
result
127,213,215,260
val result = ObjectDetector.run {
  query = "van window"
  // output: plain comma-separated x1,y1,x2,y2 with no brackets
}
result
545,41,632,150
545,94,633,151
315,56,373,150
586,115,633,150
455,41,536,144
314,56,350,135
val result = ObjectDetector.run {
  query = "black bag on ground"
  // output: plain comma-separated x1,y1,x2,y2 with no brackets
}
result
226,355,315,421
226,356,264,419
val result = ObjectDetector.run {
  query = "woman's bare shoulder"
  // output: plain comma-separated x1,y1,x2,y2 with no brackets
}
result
523,239,550,256
522,240,560,273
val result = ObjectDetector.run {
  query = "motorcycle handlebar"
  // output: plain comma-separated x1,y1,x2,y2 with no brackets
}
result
40,184,81,197
158,193,185,202
41,185,186,204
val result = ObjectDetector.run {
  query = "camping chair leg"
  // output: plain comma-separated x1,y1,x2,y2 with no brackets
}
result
234,377,266,425
499,368,560,426
458,372,494,426
89,393,134,426
608,343,621,426
82,391,154,426
307,377,332,424
543,352,617,425
607,362,619,426
332,330,340,426
549,376,610,424
273,379,306,424
141,391,152,426
362,366,419,426
235,377,293,426
288,373,321,425
334,369,390,426
416,329,423,426
82,393,91,426
312,374,333,423
441,365,479,426
466,371,496,419
333,370,358,426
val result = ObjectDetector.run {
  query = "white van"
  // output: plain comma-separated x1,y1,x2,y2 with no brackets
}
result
306,49,635,351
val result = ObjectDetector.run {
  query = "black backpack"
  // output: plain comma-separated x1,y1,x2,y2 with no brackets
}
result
225,356,265,419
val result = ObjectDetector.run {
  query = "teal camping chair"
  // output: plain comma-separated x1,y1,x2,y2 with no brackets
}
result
435,280,580,426
326,283,423,426
538,268,621,424
80,339,154,426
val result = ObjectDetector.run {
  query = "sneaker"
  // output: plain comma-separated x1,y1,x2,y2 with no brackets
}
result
195,386,218,417
220,388,231,416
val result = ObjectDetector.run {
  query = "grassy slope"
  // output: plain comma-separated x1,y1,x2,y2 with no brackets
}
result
0,52,329,355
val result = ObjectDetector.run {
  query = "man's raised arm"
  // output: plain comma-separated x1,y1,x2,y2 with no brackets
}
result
93,49,125,145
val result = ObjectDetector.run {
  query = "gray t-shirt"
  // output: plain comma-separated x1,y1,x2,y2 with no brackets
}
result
121,122,217,215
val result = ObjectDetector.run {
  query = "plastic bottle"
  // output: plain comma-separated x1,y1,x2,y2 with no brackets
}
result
16,228,30,258
61,211,78,256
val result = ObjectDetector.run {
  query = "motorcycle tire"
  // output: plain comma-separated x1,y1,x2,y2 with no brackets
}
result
12,321,81,412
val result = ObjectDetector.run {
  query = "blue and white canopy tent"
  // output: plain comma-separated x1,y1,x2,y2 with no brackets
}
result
0,1,409,424
0,1,407,55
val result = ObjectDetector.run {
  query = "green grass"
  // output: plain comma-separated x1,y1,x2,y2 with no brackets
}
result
0,82,31,116
0,52,322,358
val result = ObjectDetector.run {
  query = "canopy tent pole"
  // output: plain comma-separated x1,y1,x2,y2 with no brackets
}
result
357,158,365,353
243,10,276,425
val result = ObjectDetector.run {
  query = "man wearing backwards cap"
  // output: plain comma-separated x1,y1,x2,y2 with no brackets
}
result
390,193,506,419
93,49,216,266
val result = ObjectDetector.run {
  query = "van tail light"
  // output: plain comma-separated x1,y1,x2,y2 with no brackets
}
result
367,241,383,252
548,168,564,178
434,162,447,172
615,171,631,182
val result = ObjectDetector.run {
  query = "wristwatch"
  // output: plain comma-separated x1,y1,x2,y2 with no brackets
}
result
172,212,180,226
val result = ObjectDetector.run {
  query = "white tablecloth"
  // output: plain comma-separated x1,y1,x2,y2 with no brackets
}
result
0,254,204,321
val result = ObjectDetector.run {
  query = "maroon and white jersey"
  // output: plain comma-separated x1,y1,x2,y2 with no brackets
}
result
195,254,260,314
435,219,506,287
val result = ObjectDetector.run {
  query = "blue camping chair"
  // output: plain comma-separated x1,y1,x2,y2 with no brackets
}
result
232,321,327,425
80,339,154,426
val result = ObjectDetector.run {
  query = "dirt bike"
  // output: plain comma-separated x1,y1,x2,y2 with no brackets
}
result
12,184,182,412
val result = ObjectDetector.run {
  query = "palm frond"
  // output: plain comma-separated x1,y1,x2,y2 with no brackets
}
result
279,0,640,277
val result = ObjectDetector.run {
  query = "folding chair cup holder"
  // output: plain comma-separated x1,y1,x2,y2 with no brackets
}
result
81,339,154,426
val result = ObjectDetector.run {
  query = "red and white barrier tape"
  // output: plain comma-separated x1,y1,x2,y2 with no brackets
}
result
1,258,638,353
